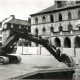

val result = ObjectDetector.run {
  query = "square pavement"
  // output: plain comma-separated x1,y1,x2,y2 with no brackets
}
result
0,55,71,79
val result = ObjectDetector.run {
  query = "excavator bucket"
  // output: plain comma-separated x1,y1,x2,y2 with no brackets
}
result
60,54,75,67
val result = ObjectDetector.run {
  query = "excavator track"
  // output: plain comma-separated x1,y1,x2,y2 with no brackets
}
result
0,54,22,64
0,56,9,64
7,54,22,63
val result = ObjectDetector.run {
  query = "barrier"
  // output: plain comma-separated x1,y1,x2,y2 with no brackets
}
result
16,46,22,54
75,48,80,57
16,47,50,55
28,47,38,55
16,47,38,55
62,48,74,57
16,47,80,57
41,47,50,56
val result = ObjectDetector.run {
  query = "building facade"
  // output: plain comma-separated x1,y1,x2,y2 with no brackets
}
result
30,1,80,49
2,15,31,46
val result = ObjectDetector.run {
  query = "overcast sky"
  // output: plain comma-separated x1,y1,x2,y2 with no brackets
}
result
0,0,54,21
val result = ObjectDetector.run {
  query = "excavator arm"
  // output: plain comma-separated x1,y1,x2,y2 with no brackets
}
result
11,29,75,67
0,35,19,56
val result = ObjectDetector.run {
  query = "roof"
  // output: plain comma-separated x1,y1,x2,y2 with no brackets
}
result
30,5,56,16
34,5,56,15
30,3,80,16
2,18,8,22
7,19,30,26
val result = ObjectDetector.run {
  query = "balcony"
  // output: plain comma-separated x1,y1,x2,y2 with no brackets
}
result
52,32,60,35
62,31,71,35
52,30,80,36
73,30,80,34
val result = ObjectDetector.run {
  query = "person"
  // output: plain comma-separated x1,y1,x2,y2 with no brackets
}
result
56,48,61,58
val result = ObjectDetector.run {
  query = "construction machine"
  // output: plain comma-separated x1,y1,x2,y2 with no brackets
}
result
0,29,75,67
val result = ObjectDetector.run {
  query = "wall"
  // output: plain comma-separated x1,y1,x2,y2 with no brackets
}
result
16,47,80,58
2,15,14,44
41,47,50,56
16,47,38,55
16,47,50,55
2,29,10,44
62,48,74,56
75,48,80,57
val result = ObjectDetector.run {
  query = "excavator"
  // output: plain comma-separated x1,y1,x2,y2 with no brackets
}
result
0,28,75,67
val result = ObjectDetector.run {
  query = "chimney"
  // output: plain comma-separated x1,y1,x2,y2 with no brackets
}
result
10,15,15,19
28,17,31,23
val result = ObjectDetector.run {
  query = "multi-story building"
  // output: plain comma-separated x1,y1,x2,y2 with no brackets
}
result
0,23,2,46
30,1,80,56
30,1,80,47
2,15,31,46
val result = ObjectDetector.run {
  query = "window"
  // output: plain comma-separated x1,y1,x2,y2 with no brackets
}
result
21,25,24,29
13,24,19,29
50,26,54,32
59,13,62,21
57,1,62,7
76,1,80,4
42,16,46,23
4,24,7,29
0,31,2,35
0,24,2,28
79,27,80,30
19,26,21,29
11,25,13,28
0,37,2,41
50,15,54,22
78,11,80,18
7,24,11,28
35,28,38,34
35,17,38,24
68,24,72,31
42,27,46,32
75,36,80,48
28,26,31,32
59,26,63,31
64,37,71,48
68,12,72,20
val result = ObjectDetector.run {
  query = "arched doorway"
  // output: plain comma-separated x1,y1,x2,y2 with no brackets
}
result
64,37,71,48
75,36,80,48
55,37,61,47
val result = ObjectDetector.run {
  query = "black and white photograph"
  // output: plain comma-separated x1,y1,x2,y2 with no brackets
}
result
0,0,80,79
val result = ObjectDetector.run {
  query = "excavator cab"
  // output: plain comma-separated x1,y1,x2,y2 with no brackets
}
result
0,34,22,64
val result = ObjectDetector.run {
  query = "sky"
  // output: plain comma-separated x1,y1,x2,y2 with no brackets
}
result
0,0,54,21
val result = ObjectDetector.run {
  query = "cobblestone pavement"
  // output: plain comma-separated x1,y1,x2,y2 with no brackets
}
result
0,55,68,79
